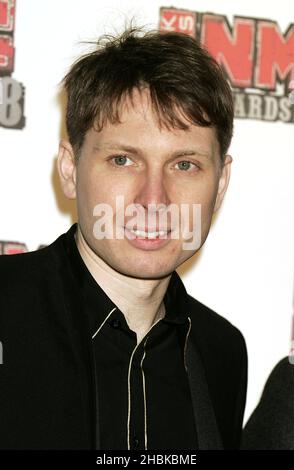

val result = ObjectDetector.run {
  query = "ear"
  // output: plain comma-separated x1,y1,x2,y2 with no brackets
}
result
57,139,77,199
213,154,233,213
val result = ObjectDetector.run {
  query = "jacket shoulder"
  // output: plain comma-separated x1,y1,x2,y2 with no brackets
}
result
241,356,294,449
187,293,246,352
0,232,69,341
0,233,67,304
0,233,64,280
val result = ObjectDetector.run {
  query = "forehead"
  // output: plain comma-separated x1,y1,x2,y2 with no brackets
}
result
87,87,220,157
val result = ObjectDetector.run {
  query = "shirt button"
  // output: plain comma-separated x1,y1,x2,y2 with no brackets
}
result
133,436,139,449
110,318,121,328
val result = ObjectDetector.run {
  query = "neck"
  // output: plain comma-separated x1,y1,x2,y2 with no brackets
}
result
75,224,172,343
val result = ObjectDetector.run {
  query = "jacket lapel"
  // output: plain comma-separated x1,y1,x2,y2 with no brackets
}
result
168,271,223,449
185,331,223,449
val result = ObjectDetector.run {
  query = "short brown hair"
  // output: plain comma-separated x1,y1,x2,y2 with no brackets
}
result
62,26,234,162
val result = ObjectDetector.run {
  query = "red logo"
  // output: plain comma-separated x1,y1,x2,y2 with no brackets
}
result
159,7,294,123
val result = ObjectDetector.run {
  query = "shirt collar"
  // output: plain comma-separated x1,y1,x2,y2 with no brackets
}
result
64,223,190,336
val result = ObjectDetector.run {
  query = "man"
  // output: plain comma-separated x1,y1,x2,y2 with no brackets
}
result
0,27,247,450
241,356,294,449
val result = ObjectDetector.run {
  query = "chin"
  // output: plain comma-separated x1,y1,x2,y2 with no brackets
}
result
114,262,174,281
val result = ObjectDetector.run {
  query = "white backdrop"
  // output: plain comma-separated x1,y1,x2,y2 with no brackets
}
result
1,0,294,426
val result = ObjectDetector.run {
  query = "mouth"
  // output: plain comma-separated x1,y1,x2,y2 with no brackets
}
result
127,228,172,239
123,226,173,250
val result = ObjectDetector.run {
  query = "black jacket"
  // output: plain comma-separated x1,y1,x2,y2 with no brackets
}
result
0,224,247,449
241,357,294,450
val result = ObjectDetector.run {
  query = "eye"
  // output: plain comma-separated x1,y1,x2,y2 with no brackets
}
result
175,160,199,172
110,155,133,166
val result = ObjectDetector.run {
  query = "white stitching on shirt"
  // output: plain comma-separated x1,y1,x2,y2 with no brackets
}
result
127,317,163,450
91,307,117,340
140,337,148,450
92,303,191,448
184,317,192,371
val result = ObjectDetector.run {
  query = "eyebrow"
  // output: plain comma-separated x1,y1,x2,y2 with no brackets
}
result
93,142,212,159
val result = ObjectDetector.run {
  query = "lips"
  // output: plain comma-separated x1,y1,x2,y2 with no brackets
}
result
123,225,173,250
124,227,172,239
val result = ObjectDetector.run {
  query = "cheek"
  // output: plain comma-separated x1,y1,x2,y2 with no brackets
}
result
76,169,104,225
77,169,135,229
184,179,218,211
182,179,219,231
201,191,218,215
77,167,109,206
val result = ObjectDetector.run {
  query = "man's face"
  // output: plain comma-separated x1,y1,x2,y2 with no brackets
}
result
61,88,232,280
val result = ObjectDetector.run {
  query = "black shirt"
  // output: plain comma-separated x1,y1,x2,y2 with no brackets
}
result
66,224,198,450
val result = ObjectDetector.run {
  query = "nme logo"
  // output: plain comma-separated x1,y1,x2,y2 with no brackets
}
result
159,8,197,36
0,0,25,129
159,7,294,123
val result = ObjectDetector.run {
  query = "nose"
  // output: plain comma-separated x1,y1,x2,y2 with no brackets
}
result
133,167,171,211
